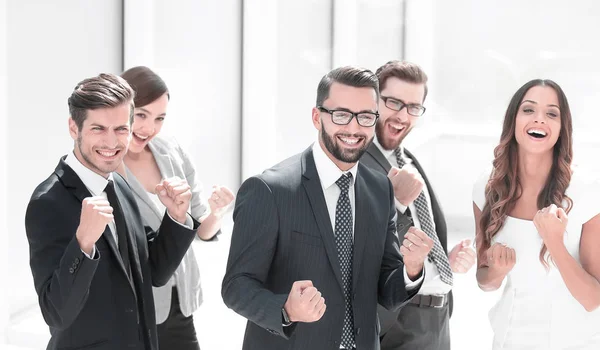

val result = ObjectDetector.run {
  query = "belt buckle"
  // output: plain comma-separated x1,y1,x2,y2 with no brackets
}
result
431,294,445,308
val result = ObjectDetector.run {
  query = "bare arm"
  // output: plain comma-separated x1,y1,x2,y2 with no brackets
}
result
548,213,600,311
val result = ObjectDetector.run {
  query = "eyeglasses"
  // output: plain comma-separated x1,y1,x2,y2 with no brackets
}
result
317,106,379,127
381,96,426,117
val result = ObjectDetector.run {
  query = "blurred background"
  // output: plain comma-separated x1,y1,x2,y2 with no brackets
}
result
1,0,600,349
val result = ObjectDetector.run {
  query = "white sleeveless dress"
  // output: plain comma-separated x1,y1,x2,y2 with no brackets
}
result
472,168,600,350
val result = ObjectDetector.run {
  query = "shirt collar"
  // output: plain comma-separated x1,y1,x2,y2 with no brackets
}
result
64,150,114,196
312,138,358,190
373,137,402,160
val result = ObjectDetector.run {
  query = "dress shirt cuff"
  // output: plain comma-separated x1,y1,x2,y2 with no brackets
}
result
167,211,194,229
81,245,97,260
404,265,424,290
394,198,408,214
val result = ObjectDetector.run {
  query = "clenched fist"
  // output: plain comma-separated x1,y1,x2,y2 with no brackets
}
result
208,185,235,218
76,196,114,255
485,243,516,275
449,239,476,273
388,166,424,206
533,204,568,250
400,227,434,279
283,280,326,323
156,177,192,224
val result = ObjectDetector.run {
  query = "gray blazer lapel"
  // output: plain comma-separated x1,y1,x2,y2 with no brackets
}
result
365,142,392,173
148,140,176,179
352,167,369,291
301,148,345,293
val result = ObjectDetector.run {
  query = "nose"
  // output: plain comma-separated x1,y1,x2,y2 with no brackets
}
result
104,129,119,148
396,108,410,123
533,111,546,124
135,118,155,135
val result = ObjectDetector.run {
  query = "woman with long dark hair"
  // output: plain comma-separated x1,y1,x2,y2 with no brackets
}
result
119,66,234,349
472,79,600,349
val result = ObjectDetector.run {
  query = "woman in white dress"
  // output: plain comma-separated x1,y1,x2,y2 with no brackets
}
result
472,79,600,350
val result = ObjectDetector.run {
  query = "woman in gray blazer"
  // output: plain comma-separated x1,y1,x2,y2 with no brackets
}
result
119,66,234,350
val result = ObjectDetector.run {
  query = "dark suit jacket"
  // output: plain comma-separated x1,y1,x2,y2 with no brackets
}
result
360,143,453,334
221,146,421,350
24,157,198,350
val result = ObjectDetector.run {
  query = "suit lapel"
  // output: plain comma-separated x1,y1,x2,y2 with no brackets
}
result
301,148,345,292
54,158,136,284
366,142,392,173
113,175,144,286
124,166,164,220
352,167,369,290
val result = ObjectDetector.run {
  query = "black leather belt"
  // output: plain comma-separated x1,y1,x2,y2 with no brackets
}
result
410,294,448,308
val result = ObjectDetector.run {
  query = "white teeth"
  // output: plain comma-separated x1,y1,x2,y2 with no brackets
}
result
340,137,359,145
98,150,117,157
527,129,547,137
134,133,148,140
390,124,404,131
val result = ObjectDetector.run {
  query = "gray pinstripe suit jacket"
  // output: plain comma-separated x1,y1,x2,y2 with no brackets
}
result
222,146,420,350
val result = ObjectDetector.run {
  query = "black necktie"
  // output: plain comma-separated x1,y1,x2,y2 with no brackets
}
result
394,148,453,285
105,180,131,277
335,173,355,348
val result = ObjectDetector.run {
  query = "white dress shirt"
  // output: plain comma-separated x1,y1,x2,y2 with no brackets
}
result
65,151,115,259
311,140,423,290
372,138,452,295
65,150,192,260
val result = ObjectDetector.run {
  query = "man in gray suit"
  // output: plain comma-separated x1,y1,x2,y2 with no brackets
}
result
222,66,434,350
360,60,476,350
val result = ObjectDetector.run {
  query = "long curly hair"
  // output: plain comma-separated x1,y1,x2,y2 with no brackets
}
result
478,79,573,268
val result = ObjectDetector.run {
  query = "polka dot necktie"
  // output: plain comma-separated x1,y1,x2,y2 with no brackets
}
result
394,148,453,286
335,173,356,348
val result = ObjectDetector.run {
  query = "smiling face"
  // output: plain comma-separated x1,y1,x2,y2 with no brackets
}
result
375,77,426,150
514,86,561,155
69,103,132,177
312,82,378,170
128,93,169,153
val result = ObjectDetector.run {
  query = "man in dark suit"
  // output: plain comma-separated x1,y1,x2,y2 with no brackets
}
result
24,73,199,350
360,60,476,350
222,66,434,350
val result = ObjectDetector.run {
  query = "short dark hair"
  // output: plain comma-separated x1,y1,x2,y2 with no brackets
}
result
68,73,135,130
375,60,429,101
316,66,379,106
120,66,169,108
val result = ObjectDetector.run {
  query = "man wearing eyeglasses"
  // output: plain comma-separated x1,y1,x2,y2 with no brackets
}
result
222,66,433,350
360,61,476,350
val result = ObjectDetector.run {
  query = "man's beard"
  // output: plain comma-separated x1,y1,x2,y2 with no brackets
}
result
77,135,120,175
320,123,372,163
375,119,411,150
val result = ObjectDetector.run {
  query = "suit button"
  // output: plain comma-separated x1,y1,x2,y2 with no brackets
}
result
69,267,75,274
74,258,80,265
126,309,134,313
355,327,361,335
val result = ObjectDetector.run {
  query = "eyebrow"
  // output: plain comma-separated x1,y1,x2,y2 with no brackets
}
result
383,95,422,106
520,100,560,109
138,107,166,117
89,123,129,129
333,107,378,114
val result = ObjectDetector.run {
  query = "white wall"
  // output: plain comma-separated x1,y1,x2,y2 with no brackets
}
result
124,0,242,193
5,0,124,321
0,0,9,342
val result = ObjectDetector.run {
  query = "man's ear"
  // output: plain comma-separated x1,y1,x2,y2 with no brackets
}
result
312,107,322,130
68,118,79,141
